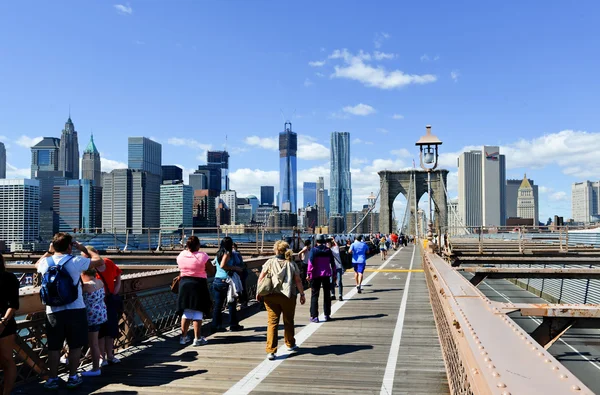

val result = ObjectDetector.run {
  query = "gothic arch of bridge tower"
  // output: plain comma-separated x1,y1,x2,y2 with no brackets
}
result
379,169,449,236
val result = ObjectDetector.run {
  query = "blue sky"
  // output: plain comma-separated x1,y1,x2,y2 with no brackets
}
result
1,1,600,222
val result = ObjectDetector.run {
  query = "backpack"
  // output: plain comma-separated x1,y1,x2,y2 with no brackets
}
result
40,255,79,307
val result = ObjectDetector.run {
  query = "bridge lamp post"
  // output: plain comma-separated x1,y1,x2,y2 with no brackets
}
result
416,125,442,251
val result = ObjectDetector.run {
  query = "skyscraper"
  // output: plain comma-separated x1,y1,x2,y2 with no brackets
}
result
0,142,6,178
58,117,80,179
128,137,162,176
572,181,600,223
457,146,506,227
82,134,102,186
160,183,193,230
162,165,183,183
55,179,102,232
194,165,221,191
507,177,538,222
102,169,161,233
35,171,68,240
517,174,537,225
219,190,237,224
330,131,352,220
207,151,229,191
316,177,327,226
193,190,218,228
279,122,297,213
31,137,60,177
261,186,274,205
0,179,39,250
303,182,317,208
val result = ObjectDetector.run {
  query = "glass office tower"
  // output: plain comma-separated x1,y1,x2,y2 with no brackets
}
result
279,122,297,213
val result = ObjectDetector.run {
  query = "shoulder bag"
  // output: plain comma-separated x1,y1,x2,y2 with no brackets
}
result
256,259,277,296
170,275,181,294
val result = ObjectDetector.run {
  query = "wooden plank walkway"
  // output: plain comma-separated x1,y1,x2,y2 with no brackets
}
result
15,245,449,395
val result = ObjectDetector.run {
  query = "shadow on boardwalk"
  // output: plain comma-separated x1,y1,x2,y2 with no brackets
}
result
291,343,374,357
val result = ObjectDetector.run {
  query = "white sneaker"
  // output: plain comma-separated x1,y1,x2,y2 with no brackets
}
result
81,369,101,377
180,335,190,345
193,337,208,347
59,356,69,365
287,345,299,352
267,353,276,360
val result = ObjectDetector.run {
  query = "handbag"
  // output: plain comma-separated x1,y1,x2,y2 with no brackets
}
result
170,276,181,294
256,260,276,296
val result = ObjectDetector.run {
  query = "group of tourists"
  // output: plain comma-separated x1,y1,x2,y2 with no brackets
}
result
0,230,378,391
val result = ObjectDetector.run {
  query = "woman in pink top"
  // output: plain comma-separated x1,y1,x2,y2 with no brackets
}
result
176,236,214,347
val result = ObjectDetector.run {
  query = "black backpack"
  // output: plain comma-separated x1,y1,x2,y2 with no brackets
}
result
40,256,79,306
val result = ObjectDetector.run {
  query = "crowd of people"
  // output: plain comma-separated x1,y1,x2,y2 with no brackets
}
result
0,230,403,391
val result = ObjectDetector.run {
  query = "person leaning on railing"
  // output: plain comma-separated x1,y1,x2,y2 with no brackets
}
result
211,237,244,333
176,236,214,347
0,253,19,395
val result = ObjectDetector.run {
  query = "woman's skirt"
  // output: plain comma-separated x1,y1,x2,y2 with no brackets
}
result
177,276,212,316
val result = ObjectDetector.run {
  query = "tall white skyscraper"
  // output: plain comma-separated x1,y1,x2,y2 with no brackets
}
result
457,146,506,227
572,181,600,223
517,174,537,225
330,131,352,219
0,179,40,250
219,190,237,224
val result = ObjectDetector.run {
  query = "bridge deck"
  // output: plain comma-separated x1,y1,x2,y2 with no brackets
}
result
16,245,449,395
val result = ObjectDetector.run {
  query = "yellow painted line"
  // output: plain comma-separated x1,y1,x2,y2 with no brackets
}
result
344,269,424,273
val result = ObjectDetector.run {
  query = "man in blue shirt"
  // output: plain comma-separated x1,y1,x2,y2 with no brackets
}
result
348,235,369,293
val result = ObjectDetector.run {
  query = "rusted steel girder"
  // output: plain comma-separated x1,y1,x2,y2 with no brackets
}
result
459,268,600,286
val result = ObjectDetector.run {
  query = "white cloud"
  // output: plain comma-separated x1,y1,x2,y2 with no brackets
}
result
374,32,390,49
304,78,314,87
451,70,460,82
114,3,132,15
315,72,325,78
392,114,404,120
377,128,390,134
167,137,212,151
352,138,373,145
342,103,376,116
308,60,326,67
421,54,440,62
330,49,437,90
16,136,43,148
244,136,278,151
298,135,329,160
373,51,396,60
420,54,430,62
550,191,568,201
101,158,127,173
6,163,30,178
229,168,280,197
391,148,411,158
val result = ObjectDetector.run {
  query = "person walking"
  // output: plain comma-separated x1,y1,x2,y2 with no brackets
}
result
35,233,105,390
81,269,107,377
306,234,335,322
212,237,244,332
257,241,306,360
328,238,344,301
298,239,311,290
379,236,388,261
177,236,213,346
349,235,369,294
0,254,19,395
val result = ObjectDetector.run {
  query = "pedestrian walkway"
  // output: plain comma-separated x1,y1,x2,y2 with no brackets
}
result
16,245,449,395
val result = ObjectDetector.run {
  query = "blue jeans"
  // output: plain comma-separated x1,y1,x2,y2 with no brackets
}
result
330,268,343,298
212,277,239,328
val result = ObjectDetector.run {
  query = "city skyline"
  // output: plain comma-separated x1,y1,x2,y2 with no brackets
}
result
2,2,600,221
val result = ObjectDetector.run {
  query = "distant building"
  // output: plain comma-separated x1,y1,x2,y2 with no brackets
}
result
261,186,274,206
279,122,297,213
506,177,538,223
102,169,161,233
0,142,6,178
55,179,102,232
193,190,218,228
216,202,231,226
82,134,102,186
31,137,61,178
317,177,327,226
194,165,221,191
219,190,237,224
268,208,297,231
302,205,319,232
517,174,537,225
58,117,80,179
189,173,208,191
572,181,600,223
207,151,229,191
303,182,317,208
35,171,69,240
245,195,260,220
330,132,352,222
346,211,366,234
128,137,162,177
0,179,40,250
161,165,183,183
447,198,462,236
160,183,193,231
328,214,345,234
236,204,253,225
256,205,275,225
325,189,330,217
458,146,506,228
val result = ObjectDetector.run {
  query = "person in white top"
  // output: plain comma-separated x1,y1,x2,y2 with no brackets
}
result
327,238,344,301
35,232,104,391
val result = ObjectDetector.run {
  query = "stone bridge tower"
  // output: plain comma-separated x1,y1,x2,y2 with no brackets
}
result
379,169,449,236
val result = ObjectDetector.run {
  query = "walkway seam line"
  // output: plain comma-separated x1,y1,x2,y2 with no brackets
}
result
224,246,407,395
380,245,416,395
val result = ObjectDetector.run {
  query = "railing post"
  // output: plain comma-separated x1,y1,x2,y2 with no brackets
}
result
261,226,265,254
519,227,523,254
147,228,151,252
478,226,483,254
565,226,569,252
255,225,259,255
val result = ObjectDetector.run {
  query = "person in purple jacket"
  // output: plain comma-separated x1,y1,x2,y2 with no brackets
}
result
306,234,336,323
